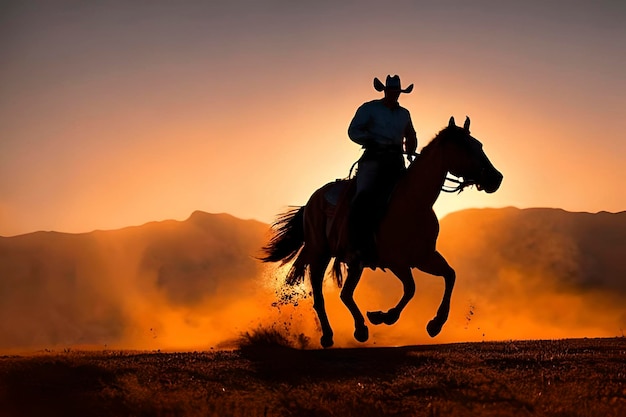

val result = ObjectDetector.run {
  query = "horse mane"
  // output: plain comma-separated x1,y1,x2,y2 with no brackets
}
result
419,126,455,156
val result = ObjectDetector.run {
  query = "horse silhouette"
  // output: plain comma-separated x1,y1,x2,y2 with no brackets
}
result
262,117,503,348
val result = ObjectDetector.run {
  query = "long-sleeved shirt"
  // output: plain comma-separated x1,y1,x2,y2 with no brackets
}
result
348,99,417,153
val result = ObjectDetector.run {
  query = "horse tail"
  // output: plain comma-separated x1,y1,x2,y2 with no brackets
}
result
285,254,308,286
260,206,309,287
260,206,305,264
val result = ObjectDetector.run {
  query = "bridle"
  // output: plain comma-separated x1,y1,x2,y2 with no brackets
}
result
442,173,477,193
346,150,480,193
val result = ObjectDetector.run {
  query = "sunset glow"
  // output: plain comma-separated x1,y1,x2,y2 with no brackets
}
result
1,2,625,353
1,1,624,237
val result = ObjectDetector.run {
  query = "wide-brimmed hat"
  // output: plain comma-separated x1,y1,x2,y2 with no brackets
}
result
374,75,414,93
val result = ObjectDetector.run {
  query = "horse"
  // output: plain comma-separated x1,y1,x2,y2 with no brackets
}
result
261,116,503,348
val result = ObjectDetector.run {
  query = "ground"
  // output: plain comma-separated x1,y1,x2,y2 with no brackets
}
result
1,338,625,417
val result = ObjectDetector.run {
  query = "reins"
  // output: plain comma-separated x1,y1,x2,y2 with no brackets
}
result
442,174,475,193
347,150,475,193
348,160,358,179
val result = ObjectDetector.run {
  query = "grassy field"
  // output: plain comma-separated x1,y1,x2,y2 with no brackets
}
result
1,337,625,417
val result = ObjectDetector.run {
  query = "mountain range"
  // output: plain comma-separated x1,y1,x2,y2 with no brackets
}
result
1,207,624,351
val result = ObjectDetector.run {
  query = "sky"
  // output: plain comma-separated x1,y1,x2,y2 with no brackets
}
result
1,0,625,236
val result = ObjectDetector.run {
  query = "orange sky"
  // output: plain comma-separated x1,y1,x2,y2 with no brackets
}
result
1,1,625,236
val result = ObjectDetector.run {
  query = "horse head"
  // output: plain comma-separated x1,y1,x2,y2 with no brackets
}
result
440,116,503,193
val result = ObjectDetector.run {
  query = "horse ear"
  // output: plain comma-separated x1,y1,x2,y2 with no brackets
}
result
448,116,455,127
463,116,471,131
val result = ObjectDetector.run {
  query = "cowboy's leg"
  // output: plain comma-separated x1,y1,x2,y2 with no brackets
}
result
348,160,379,259
355,159,379,196
376,153,406,208
366,154,405,232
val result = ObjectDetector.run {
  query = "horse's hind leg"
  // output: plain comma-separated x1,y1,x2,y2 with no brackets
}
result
310,255,333,348
416,251,456,337
340,264,368,343
367,267,415,326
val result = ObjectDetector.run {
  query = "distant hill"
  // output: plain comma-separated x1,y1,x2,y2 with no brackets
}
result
1,207,624,350
438,207,626,294
428,207,626,342
0,211,269,350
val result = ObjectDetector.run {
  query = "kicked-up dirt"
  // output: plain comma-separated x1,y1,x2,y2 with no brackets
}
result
0,337,625,417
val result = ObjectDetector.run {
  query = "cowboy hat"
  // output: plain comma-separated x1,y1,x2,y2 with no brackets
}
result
373,74,414,93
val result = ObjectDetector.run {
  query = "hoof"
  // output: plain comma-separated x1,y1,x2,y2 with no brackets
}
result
382,308,400,325
426,319,443,338
320,334,334,349
367,311,385,325
367,309,400,326
354,326,369,343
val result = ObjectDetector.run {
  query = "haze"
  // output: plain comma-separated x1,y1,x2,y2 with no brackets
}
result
1,209,624,353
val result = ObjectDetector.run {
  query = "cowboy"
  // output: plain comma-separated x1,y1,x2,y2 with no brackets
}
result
347,74,418,265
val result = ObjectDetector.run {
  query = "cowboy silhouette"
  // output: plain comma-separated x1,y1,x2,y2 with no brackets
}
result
347,75,418,265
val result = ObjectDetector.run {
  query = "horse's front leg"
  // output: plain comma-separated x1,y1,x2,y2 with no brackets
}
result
367,267,415,326
416,251,456,337
340,263,368,343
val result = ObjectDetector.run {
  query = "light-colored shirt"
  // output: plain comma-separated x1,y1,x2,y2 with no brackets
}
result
348,99,416,150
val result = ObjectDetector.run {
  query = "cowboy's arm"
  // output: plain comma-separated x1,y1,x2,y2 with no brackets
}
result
403,116,418,156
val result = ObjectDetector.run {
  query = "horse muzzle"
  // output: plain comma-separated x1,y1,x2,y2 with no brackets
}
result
478,168,503,194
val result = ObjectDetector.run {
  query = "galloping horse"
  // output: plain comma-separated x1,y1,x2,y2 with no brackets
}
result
262,117,503,348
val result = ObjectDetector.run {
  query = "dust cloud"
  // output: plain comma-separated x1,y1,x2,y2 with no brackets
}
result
0,212,277,353
0,208,624,353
